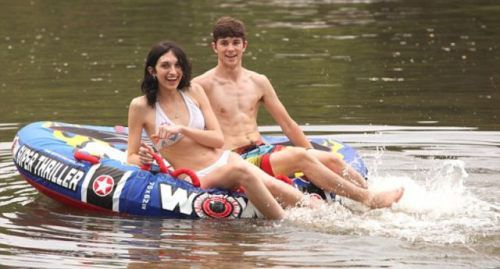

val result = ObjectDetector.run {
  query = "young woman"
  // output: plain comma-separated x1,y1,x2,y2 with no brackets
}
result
127,41,309,219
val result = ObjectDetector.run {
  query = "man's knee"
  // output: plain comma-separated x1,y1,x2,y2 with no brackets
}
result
284,147,317,166
315,151,345,170
326,154,343,167
271,146,316,173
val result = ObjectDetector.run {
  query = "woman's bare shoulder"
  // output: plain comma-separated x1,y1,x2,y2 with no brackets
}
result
129,95,150,111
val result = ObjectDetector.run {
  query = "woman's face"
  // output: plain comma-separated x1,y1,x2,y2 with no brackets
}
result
153,50,183,91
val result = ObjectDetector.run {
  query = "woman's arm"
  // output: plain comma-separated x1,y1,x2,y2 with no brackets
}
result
127,97,149,166
168,83,224,148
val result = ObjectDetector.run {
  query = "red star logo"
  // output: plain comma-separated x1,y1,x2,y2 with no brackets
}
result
93,175,114,197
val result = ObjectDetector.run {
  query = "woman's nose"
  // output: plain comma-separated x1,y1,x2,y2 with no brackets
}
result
168,65,177,73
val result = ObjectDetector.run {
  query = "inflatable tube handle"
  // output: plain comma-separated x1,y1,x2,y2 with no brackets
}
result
170,168,201,188
139,148,201,187
140,163,152,171
74,150,100,164
140,150,169,174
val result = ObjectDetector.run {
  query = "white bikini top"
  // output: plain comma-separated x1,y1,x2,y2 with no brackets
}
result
155,91,205,149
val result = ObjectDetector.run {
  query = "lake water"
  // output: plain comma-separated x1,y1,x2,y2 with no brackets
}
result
0,0,499,268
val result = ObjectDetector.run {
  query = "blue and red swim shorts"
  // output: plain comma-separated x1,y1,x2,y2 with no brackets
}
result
233,141,285,176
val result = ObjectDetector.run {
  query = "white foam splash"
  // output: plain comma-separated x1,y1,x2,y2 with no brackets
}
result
374,160,469,217
285,160,499,244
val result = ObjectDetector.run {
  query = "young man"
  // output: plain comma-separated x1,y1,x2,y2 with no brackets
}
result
192,16,403,209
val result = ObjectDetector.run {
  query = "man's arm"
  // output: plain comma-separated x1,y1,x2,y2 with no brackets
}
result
259,75,313,148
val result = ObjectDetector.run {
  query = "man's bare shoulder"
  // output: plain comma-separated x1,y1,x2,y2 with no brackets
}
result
244,68,261,76
244,69,273,92
188,83,204,94
184,83,205,103
192,69,216,88
245,69,269,83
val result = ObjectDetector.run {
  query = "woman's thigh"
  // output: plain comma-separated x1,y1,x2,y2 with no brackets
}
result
198,153,246,189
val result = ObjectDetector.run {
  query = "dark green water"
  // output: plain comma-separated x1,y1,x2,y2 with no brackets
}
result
1,1,498,132
0,1,499,268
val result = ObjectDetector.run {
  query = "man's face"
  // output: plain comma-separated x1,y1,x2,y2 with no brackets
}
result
212,37,247,67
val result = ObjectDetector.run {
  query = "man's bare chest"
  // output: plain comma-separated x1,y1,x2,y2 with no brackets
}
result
208,84,262,115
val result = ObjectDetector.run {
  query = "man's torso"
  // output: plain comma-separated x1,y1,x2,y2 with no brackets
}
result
195,69,265,149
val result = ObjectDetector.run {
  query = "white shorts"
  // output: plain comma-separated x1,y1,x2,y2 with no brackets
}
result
196,150,231,178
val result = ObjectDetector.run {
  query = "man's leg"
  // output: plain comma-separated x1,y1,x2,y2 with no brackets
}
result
308,149,368,189
244,162,319,208
239,147,323,208
269,147,403,209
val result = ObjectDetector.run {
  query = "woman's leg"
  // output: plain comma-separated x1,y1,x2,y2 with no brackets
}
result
270,147,404,209
199,154,285,219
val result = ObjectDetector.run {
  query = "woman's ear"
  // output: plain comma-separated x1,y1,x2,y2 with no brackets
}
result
147,66,155,76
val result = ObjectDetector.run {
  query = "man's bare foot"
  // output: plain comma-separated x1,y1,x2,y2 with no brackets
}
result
366,187,405,209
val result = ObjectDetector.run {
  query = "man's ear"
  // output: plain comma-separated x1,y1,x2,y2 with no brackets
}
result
211,42,217,54
242,39,248,52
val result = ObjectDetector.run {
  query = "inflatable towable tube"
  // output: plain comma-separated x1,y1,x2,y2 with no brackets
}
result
12,121,367,219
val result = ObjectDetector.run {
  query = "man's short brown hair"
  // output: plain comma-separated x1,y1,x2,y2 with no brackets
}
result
212,16,246,42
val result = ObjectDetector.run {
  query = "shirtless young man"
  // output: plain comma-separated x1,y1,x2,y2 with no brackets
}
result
192,16,404,209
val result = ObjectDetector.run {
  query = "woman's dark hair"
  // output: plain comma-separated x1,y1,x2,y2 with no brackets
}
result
141,41,192,107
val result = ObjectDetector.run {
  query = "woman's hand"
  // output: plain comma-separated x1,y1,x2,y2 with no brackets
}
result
157,123,183,139
138,142,154,165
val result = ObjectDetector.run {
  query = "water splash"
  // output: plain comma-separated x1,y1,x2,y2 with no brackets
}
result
392,160,468,217
285,160,499,244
